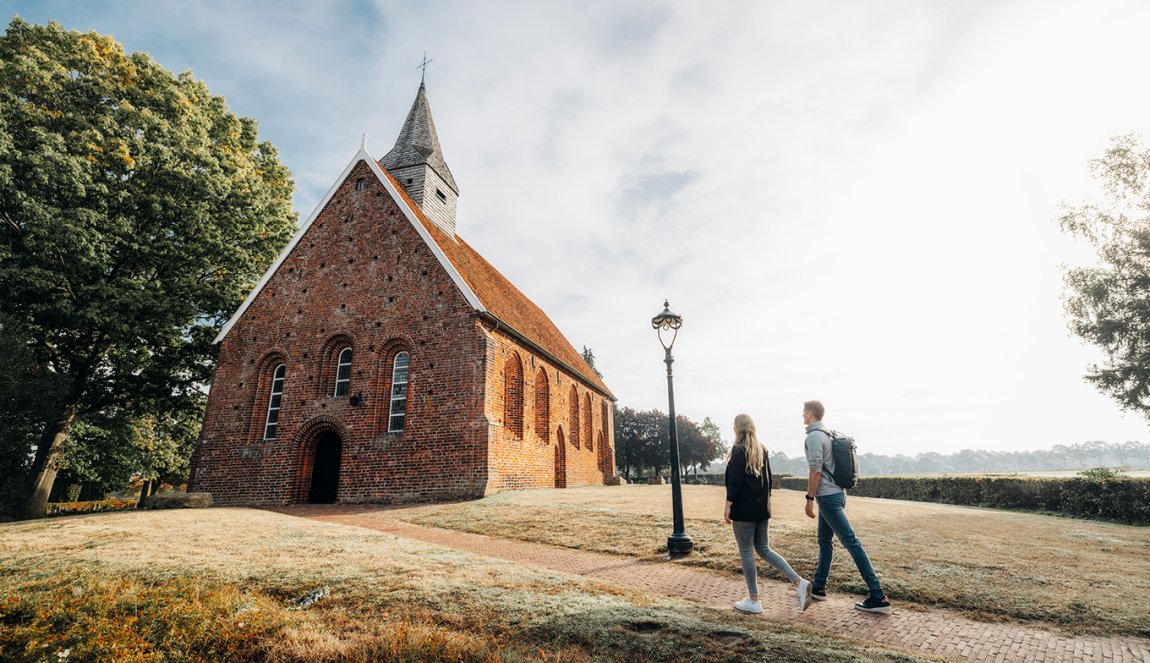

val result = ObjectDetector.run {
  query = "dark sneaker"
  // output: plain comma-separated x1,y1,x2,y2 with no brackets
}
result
855,595,891,614
811,588,827,601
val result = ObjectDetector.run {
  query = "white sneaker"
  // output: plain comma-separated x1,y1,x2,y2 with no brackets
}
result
733,598,762,614
796,579,812,612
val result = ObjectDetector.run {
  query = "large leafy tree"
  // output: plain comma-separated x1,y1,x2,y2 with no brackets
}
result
1061,134,1150,420
0,18,297,517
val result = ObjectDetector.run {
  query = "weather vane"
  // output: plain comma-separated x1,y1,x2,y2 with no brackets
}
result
417,49,433,84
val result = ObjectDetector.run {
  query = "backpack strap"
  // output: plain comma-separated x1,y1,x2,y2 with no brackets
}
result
816,428,836,477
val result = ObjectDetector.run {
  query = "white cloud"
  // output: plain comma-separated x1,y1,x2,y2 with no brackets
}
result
12,0,1150,455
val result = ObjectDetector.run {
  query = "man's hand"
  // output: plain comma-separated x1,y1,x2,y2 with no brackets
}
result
805,469,823,519
724,501,732,524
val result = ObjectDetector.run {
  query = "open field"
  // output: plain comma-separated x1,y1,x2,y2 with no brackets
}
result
0,508,936,662
405,485,1150,638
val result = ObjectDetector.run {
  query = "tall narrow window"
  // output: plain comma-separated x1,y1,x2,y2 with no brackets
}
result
503,353,523,438
263,364,286,440
583,394,593,451
334,348,352,397
534,367,550,442
569,385,580,449
388,352,410,433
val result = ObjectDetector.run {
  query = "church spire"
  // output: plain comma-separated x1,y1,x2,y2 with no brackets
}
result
379,84,458,195
379,80,460,236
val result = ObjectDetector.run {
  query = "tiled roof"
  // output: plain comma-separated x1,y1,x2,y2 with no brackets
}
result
380,167,612,398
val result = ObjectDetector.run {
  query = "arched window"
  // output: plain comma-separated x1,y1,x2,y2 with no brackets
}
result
388,352,410,433
583,393,593,451
333,348,352,397
503,353,524,438
263,364,286,440
534,367,550,442
569,385,580,449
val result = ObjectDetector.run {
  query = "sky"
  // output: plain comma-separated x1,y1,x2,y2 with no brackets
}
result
10,0,1150,457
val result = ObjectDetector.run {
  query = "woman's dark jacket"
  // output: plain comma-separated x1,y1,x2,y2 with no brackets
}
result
725,444,772,522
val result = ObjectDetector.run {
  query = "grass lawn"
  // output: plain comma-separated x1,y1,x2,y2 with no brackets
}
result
405,484,1150,638
0,508,937,662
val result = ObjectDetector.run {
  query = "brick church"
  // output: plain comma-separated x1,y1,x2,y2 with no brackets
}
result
190,82,616,505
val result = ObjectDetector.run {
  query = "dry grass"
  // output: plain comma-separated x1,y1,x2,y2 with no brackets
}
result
405,484,1150,638
0,508,935,662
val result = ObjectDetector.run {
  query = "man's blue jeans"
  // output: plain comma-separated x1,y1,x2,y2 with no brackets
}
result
814,491,884,599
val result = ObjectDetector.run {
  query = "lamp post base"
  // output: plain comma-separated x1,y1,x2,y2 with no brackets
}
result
667,533,694,556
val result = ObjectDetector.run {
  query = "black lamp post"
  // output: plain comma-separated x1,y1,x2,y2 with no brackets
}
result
652,300,693,556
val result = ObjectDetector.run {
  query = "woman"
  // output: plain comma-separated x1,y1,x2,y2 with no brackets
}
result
724,413,812,614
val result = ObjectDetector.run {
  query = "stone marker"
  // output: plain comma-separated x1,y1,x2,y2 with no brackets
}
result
144,492,213,509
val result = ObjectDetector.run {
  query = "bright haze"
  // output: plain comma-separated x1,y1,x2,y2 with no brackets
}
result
12,0,1150,456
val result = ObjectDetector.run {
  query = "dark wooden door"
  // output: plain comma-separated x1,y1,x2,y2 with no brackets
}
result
308,431,341,503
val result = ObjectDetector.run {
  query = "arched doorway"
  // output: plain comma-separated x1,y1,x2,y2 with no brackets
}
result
554,426,567,489
308,430,342,503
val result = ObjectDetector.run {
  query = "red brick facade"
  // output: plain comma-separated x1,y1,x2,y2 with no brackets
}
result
191,154,615,506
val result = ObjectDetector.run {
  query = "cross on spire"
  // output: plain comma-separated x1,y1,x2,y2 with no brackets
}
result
417,50,433,85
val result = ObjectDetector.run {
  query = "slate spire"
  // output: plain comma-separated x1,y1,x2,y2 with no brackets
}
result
379,82,460,236
379,82,458,194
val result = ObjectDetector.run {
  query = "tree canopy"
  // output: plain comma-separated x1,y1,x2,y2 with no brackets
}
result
613,407,726,480
0,18,298,517
1061,134,1150,420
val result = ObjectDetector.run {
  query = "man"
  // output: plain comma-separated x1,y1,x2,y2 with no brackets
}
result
802,400,891,613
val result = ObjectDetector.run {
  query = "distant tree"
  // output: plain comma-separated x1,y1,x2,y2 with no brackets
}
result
1060,134,1150,421
53,400,203,501
1079,466,1124,479
679,415,725,476
0,18,297,517
614,407,667,479
580,346,603,379
699,416,728,462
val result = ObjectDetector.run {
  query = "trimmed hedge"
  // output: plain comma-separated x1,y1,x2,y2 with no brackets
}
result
776,475,1150,525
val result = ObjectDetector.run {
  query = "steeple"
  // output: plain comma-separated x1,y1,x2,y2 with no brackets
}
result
379,82,460,236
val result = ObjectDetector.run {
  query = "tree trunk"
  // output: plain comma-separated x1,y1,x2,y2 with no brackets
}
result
23,402,78,519
136,479,152,509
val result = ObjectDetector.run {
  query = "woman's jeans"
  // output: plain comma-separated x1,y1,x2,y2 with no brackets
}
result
813,492,884,599
732,519,800,596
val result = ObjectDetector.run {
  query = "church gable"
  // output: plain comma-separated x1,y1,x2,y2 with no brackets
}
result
215,149,482,348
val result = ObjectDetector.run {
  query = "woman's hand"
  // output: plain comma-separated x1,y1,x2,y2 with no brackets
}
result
724,501,732,524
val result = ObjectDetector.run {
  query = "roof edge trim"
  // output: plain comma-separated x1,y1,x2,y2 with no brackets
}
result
478,311,615,401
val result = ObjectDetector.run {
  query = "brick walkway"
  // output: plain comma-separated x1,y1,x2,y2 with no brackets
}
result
272,504,1150,663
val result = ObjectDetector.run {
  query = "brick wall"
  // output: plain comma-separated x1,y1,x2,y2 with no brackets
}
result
481,327,615,491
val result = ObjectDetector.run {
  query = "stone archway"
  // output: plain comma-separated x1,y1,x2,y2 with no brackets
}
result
308,429,342,504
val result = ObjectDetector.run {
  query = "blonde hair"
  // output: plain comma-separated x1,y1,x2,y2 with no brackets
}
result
730,413,766,477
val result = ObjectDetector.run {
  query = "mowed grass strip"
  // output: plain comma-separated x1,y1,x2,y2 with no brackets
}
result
404,484,1150,638
0,508,936,663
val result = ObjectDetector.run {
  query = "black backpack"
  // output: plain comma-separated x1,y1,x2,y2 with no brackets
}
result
822,430,859,489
